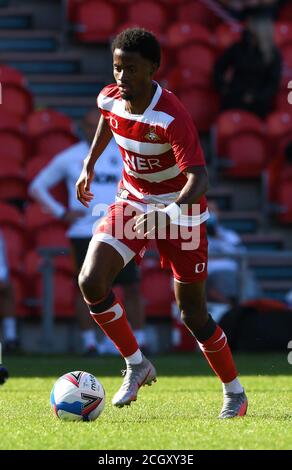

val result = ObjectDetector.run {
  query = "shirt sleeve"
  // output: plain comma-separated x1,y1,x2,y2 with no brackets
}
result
166,108,206,172
29,154,68,218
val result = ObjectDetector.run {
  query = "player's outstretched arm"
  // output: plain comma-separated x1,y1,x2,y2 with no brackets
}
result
76,114,112,207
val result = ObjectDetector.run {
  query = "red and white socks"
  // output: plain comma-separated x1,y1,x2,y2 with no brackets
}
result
84,290,142,365
195,315,243,393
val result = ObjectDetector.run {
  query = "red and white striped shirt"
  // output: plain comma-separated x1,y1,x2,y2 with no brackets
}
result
97,82,208,224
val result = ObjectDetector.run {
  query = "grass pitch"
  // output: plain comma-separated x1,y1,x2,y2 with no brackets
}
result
0,353,292,450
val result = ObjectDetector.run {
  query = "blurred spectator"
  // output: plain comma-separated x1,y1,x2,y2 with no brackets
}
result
218,0,280,19
206,201,261,305
267,141,292,204
214,15,282,118
29,110,147,355
0,231,18,353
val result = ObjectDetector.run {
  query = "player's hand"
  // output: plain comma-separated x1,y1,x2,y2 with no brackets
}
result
75,164,94,208
133,210,171,238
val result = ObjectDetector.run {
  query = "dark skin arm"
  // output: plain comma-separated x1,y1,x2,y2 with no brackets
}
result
134,166,209,237
75,114,113,207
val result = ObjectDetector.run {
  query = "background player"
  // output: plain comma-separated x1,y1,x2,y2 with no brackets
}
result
29,109,146,355
76,28,248,418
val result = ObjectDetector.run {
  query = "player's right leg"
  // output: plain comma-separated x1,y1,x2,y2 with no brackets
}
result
78,206,156,407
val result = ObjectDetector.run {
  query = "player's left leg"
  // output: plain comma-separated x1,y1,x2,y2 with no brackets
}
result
174,279,248,419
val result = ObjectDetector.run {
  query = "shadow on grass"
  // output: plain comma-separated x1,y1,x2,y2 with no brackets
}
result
3,352,291,378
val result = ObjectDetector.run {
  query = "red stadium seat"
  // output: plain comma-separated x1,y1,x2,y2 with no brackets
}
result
0,202,23,227
25,203,69,247
24,251,75,318
1,84,33,119
166,22,213,48
0,110,24,131
163,66,212,93
277,167,292,224
33,130,78,157
0,162,27,200
10,269,30,317
0,203,24,264
127,1,168,34
1,225,25,268
215,23,242,52
216,110,264,155
0,128,29,165
275,90,292,113
177,1,221,30
266,111,292,156
215,110,267,178
141,268,173,319
0,64,26,86
278,2,292,22
25,154,54,181
281,44,292,79
178,88,220,133
177,43,216,76
224,133,267,178
74,0,118,42
274,22,292,48
26,109,74,138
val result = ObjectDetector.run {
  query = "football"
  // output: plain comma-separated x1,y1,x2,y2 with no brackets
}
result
50,371,105,421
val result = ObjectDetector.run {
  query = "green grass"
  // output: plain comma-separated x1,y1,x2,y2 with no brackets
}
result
1,353,292,450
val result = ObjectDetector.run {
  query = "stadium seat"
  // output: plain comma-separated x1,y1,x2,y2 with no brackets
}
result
0,203,24,264
0,201,23,226
25,203,69,248
177,43,216,76
1,84,33,119
127,1,168,35
178,88,219,133
0,128,28,165
274,22,292,48
216,110,265,155
215,110,267,177
0,161,27,200
0,109,23,131
141,268,173,319
215,23,242,52
281,44,292,79
166,22,213,48
10,269,30,318
278,2,292,22
33,129,78,157
25,154,53,181
224,133,267,178
163,66,212,93
277,167,292,223
177,1,221,30
74,0,118,42
26,109,75,138
28,257,76,318
0,224,25,268
0,64,26,86
266,111,292,156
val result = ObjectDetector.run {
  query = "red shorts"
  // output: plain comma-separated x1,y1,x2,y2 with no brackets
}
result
92,202,208,283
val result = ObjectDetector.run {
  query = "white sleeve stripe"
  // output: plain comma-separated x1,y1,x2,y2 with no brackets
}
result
98,94,174,128
112,131,171,155
124,162,181,183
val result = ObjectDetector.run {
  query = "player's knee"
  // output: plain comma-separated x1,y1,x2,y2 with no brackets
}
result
180,306,208,331
78,271,108,303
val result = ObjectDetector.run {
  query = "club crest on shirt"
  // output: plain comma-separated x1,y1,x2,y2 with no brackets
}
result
145,126,160,142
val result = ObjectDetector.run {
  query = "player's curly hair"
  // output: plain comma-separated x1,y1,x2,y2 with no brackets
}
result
111,28,161,67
